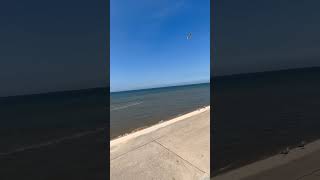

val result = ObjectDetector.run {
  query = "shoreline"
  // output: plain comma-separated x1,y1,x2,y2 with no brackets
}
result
110,104,210,179
110,105,210,146
212,138,320,179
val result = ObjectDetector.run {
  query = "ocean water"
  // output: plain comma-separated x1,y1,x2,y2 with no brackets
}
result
0,88,108,154
110,83,210,139
0,88,109,179
212,67,320,175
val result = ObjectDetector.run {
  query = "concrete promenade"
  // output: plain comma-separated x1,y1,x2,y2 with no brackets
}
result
212,139,320,180
110,106,210,180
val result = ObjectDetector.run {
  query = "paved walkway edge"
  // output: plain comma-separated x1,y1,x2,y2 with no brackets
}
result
212,139,320,180
111,106,210,146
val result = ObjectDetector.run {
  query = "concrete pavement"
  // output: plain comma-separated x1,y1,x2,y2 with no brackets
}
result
110,107,210,180
212,140,320,180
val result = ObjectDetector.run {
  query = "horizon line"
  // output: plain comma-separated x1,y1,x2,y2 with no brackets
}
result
110,81,210,93
2,66,319,98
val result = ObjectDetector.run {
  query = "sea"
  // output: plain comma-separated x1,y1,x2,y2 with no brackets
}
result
0,88,108,179
3,67,318,177
110,83,210,139
0,83,210,179
212,67,320,176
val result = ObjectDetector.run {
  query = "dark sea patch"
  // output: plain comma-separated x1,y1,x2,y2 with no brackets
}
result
0,88,108,154
0,88,108,179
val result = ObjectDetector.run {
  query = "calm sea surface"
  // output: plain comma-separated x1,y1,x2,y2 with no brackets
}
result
110,83,210,139
0,88,108,153
212,67,320,175
0,88,108,179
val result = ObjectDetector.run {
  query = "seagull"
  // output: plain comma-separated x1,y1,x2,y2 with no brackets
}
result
186,32,192,40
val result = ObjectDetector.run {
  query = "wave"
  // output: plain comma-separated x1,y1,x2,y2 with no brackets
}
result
110,101,143,111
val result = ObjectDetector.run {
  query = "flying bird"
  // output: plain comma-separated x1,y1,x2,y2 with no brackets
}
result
186,32,192,40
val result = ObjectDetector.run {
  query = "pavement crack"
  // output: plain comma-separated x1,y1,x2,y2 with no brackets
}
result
296,168,320,180
110,136,165,161
154,139,207,174
110,141,152,161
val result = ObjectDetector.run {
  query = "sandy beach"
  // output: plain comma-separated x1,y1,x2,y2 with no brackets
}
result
110,106,210,180
212,139,320,180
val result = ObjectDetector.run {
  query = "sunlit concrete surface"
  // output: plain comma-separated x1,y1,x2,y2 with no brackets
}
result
110,107,210,180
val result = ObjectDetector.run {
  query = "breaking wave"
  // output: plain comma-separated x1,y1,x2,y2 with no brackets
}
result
110,101,143,111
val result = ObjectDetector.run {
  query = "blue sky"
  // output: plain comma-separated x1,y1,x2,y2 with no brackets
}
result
111,0,210,92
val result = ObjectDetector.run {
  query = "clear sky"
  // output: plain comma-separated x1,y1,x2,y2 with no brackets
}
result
110,0,210,92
